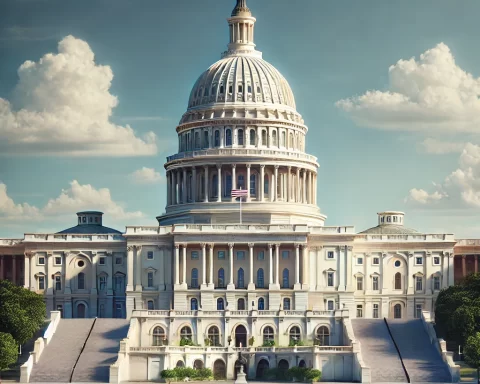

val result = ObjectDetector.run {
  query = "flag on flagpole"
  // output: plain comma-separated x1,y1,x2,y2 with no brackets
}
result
231,189,248,197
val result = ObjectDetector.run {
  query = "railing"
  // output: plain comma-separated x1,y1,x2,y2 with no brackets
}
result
356,233,454,242
23,233,125,242
129,345,353,354
133,309,337,319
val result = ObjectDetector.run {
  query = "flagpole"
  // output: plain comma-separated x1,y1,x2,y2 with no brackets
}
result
240,195,242,224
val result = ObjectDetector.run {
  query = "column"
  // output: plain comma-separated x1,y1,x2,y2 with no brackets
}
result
316,248,322,290
307,171,311,204
301,245,309,288
46,252,52,291
208,244,214,287
268,244,273,285
204,166,209,202
157,246,165,290
91,252,98,294
201,243,207,287
166,171,171,206
313,174,317,205
12,255,17,285
217,165,222,202
171,171,177,205
296,168,301,202
192,167,197,203
260,165,265,202
442,252,449,289
462,255,466,277
346,246,353,291
228,243,234,289
364,253,371,292
280,172,284,201
64,252,71,294
338,246,345,291
182,244,187,286
24,253,30,289
231,164,236,201
246,165,251,202
135,246,142,291
182,168,187,203
448,252,455,286
287,166,291,202
273,166,279,202
294,244,300,287
174,244,180,285
248,243,254,287
302,171,307,203
407,253,414,294
275,244,280,286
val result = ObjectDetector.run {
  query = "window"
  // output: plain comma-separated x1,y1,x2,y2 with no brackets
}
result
315,326,329,346
258,297,265,310
326,300,335,311
327,251,334,259
394,272,402,290
78,272,85,290
54,256,62,265
415,257,423,265
327,272,334,287
147,271,154,288
282,269,289,288
387,216,391,222
147,300,154,310
261,130,267,146
236,251,245,260
238,84,243,93
249,129,256,145
38,256,45,265
214,130,220,147
237,268,245,289
250,174,256,195
180,326,193,341
224,174,231,196
99,257,106,265
415,304,423,319
357,257,363,265
263,326,274,345
416,276,423,291
373,257,380,265
191,268,199,288
191,251,199,260
204,131,209,148
147,251,154,260
217,298,225,310
283,298,291,310
394,260,401,267
114,274,125,291
99,276,106,291
228,84,233,94
237,298,245,310
78,260,85,267
247,84,252,93
225,129,232,146
356,276,363,291
264,174,269,195
289,326,300,345
372,276,379,291
433,256,440,265
394,304,402,319
115,303,123,318
219,84,224,94
238,129,244,145
238,175,245,189
195,131,201,148
373,304,379,319
208,326,220,346
115,257,123,265
272,130,277,146
38,276,45,290
153,326,165,346
191,298,198,310
257,251,265,260
218,268,225,288
282,250,289,259
257,268,264,288
433,276,440,290
55,275,61,291
212,174,218,197
218,251,225,259
356,305,363,318
281,131,286,147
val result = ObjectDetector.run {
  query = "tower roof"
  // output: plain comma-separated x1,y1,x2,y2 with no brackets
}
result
231,0,251,17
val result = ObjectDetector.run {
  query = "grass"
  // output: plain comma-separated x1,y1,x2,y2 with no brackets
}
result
458,361,478,382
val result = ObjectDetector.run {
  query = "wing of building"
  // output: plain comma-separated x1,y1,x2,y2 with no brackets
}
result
1,1,477,383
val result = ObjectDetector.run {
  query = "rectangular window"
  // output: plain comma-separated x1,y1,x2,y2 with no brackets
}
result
327,300,335,311
236,251,245,260
39,276,45,290
147,251,154,260
99,276,106,291
373,304,379,319
115,275,124,291
327,272,334,287
38,256,45,265
433,276,440,290
415,257,423,265
54,257,62,266
357,257,363,265
218,251,225,259
416,276,423,291
191,251,199,260
433,256,440,265
372,276,379,291
356,276,363,291
282,250,289,259
372,257,380,265
148,272,154,288
55,276,61,291
115,257,123,265
257,251,265,260
356,305,363,318
147,300,154,310
415,304,423,319
327,251,334,259
99,257,106,265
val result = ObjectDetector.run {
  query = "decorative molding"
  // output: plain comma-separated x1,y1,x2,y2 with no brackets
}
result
134,245,142,252
347,246,353,252
294,243,300,249
228,242,234,249
127,246,134,252
200,242,207,249
248,242,254,248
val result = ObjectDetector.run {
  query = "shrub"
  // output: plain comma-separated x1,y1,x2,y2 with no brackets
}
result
180,337,194,346
248,336,255,346
262,339,275,347
161,367,213,382
305,369,322,382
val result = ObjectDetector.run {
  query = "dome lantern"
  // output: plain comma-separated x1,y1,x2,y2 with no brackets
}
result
226,0,257,57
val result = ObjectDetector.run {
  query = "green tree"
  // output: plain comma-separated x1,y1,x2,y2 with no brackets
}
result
464,332,480,368
0,280,46,345
0,332,18,375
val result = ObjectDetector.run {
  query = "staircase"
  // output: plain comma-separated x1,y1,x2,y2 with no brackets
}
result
388,319,452,383
29,319,95,382
351,319,408,383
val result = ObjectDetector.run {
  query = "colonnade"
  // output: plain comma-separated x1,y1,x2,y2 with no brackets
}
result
0,255,23,285
457,254,479,280
166,164,317,206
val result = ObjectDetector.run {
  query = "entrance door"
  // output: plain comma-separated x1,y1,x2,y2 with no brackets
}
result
77,303,86,318
235,325,247,347
393,304,402,319
213,359,226,380
256,359,269,379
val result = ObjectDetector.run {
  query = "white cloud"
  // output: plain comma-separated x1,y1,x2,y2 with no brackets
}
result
420,138,466,154
129,167,163,184
0,35,157,156
336,43,480,133
406,143,480,209
0,180,143,222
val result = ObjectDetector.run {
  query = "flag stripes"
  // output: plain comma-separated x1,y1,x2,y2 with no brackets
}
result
231,189,248,197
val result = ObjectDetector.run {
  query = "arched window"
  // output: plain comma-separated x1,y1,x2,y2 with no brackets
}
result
281,131,286,147
152,326,165,346
263,326,274,345
289,326,301,345
176,360,185,368
214,130,220,147
258,297,265,310
203,131,209,148
283,298,291,310
395,272,402,290
282,269,289,288
237,268,245,289
257,268,264,288
238,129,244,146
315,326,330,346
191,298,198,310
250,174,256,196
237,298,245,310
264,174,269,195
212,174,218,198
289,132,294,148
225,129,232,146
272,130,277,146
394,303,402,319
195,131,200,149
208,326,220,346
78,272,85,290
191,268,199,288
218,268,225,288
261,130,267,146
250,129,256,145
180,326,192,341
217,298,225,310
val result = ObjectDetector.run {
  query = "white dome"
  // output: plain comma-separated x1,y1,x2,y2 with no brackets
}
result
187,55,296,110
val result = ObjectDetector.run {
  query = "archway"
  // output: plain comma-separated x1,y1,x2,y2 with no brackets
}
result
176,360,184,368
393,303,402,319
278,359,289,380
77,303,86,318
194,360,204,369
213,359,226,380
235,324,247,347
234,358,247,380
256,359,269,379
299,360,306,368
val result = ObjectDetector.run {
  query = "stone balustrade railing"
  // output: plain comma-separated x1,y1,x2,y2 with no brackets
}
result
136,309,347,318
128,345,353,354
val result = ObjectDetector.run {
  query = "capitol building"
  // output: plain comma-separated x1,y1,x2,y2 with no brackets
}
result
0,1,474,383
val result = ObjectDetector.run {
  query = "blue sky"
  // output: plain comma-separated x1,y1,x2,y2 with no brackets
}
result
1,0,480,238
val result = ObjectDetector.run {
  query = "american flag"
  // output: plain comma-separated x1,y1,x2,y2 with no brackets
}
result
231,189,248,197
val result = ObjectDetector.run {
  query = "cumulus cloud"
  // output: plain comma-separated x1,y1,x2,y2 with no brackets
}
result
129,167,164,184
336,43,480,133
0,35,157,156
420,138,466,154
405,143,480,209
0,180,143,222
